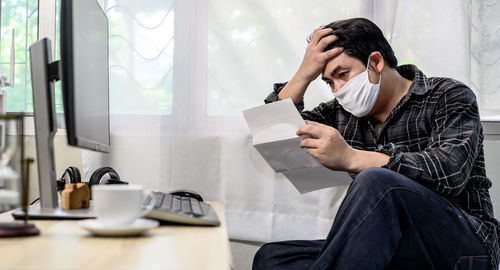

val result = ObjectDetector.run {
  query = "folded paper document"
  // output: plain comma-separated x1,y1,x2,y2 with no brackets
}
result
243,99,352,193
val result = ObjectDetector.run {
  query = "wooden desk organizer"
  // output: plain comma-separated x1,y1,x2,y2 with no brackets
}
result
61,183,90,209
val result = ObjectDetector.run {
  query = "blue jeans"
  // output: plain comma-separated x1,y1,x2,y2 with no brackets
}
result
253,168,491,270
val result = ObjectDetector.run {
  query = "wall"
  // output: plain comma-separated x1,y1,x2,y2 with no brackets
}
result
484,139,500,218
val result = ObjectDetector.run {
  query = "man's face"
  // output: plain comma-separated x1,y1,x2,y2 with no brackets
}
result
321,52,372,94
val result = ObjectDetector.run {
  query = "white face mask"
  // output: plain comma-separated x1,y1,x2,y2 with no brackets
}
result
332,58,381,117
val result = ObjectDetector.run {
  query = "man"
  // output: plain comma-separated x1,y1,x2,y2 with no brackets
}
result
252,18,500,270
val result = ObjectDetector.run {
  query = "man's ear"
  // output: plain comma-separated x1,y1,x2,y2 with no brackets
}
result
369,51,385,73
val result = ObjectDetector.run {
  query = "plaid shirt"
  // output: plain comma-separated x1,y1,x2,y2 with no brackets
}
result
265,64,500,267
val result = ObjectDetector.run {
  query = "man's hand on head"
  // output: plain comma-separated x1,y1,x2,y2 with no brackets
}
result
296,28,343,84
276,28,343,104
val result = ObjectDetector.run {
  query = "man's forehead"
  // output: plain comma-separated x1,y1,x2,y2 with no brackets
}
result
322,52,365,79
329,52,361,65
326,52,364,69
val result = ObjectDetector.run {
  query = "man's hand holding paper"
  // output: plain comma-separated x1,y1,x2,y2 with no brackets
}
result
297,120,355,172
243,99,352,193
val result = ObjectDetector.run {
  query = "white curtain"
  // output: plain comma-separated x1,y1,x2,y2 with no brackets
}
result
471,0,500,120
85,0,500,243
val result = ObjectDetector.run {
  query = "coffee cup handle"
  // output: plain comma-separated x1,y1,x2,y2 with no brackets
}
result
125,203,153,224
123,192,155,223
139,191,155,216
138,204,153,218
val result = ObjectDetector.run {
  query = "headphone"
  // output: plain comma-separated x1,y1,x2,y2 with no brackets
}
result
88,167,128,186
56,166,81,191
56,166,128,191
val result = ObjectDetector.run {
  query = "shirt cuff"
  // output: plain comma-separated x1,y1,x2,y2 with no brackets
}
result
264,82,305,112
375,143,403,169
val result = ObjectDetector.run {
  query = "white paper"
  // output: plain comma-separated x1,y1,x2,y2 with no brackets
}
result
243,99,352,194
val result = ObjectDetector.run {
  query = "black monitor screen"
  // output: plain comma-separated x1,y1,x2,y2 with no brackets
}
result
60,0,110,152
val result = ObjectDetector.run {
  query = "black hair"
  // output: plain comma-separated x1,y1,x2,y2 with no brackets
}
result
322,18,398,68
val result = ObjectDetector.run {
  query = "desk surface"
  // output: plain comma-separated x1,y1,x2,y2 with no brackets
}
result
0,202,232,270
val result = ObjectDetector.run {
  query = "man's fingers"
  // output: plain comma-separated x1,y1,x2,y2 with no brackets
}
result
297,124,322,138
309,27,334,45
322,47,343,60
305,148,318,159
300,137,318,149
317,35,338,51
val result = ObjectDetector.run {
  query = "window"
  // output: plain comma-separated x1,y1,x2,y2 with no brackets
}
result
3,0,174,115
104,0,174,115
0,0,38,112
206,0,369,115
5,0,500,122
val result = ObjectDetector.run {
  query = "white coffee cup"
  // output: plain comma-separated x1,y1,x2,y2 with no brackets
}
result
92,184,150,225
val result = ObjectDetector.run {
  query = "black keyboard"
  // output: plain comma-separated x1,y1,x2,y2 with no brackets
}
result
144,191,220,226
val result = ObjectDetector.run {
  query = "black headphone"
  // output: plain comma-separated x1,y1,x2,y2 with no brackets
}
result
56,166,81,191
88,167,128,187
56,166,128,191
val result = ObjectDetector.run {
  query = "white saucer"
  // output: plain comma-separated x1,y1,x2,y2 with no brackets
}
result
78,218,159,237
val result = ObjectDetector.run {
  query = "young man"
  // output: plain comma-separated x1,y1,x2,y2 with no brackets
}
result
253,18,500,270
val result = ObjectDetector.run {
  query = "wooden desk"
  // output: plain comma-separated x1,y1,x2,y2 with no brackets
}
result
0,202,232,270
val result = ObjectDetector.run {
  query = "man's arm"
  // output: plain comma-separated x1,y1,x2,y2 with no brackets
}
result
298,85,482,197
377,86,482,196
297,121,390,174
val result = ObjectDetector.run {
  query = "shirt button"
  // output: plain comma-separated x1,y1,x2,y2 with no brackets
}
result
377,144,383,150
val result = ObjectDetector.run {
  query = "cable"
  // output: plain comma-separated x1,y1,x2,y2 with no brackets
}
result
30,197,40,205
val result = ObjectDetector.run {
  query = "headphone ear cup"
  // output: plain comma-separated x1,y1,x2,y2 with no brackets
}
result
104,168,120,183
89,167,104,187
89,167,120,187
57,166,81,191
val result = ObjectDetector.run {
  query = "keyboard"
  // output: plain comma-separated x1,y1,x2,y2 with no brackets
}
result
144,191,220,226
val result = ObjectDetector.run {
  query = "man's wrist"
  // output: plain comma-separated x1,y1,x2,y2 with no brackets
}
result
292,72,313,87
278,74,311,103
346,149,390,174
345,148,362,174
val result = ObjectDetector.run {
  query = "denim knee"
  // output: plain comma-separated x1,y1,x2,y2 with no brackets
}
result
252,243,274,270
353,167,397,187
347,168,413,199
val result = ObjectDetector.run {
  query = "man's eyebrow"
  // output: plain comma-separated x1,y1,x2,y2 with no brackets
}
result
321,65,345,81
331,65,345,77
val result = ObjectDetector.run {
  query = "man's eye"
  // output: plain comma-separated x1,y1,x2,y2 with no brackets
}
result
339,72,347,78
325,81,333,86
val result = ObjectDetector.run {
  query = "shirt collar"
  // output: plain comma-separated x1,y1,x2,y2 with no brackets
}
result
396,64,430,96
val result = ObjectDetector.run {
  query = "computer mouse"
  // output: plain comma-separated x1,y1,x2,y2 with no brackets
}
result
169,189,204,202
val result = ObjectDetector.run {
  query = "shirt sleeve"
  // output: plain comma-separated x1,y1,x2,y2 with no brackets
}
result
264,82,337,124
264,82,305,112
377,86,482,196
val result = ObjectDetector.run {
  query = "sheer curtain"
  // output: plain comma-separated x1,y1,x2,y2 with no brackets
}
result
471,0,500,120
85,0,500,243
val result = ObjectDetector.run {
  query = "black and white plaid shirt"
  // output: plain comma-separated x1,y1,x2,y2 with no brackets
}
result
265,64,500,267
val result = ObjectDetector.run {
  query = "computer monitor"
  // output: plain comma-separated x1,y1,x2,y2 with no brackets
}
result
13,0,109,218
60,0,110,153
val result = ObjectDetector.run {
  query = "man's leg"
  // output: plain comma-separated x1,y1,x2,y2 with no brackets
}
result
252,240,324,270
310,167,489,270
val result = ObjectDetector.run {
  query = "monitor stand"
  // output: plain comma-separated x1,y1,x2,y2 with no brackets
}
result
20,38,93,220
12,204,95,220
